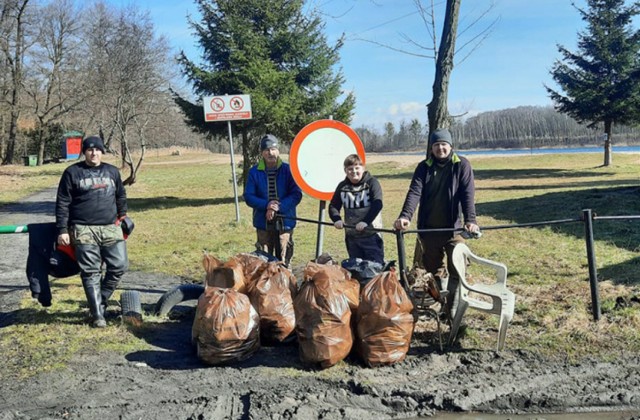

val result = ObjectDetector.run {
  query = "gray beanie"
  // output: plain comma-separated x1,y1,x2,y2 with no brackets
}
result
429,129,453,147
260,134,279,151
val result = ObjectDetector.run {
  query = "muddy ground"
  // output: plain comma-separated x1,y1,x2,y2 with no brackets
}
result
1,188,640,420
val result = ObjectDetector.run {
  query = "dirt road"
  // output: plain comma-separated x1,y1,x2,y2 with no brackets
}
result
1,189,640,419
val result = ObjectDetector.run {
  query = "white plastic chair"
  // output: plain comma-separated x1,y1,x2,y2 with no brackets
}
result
448,243,515,351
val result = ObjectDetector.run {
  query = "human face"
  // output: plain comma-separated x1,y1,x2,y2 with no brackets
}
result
261,147,279,168
84,147,103,167
431,142,452,160
345,163,364,184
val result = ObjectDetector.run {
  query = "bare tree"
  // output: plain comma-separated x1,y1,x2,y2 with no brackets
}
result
24,0,85,165
81,2,174,184
0,0,32,164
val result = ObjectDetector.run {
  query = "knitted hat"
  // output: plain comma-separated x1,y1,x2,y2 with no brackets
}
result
82,136,105,153
259,134,279,151
429,129,453,147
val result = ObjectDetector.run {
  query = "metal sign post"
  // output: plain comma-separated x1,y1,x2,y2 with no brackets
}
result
203,94,252,223
227,120,240,222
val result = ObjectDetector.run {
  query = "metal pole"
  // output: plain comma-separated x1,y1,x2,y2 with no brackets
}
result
315,201,326,258
227,120,241,222
395,230,410,290
583,209,600,321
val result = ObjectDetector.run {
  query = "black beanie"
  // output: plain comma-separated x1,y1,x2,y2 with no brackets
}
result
82,136,106,153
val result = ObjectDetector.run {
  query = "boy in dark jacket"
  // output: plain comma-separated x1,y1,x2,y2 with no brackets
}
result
329,154,384,265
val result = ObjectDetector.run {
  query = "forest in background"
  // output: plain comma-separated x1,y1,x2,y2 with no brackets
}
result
2,1,638,165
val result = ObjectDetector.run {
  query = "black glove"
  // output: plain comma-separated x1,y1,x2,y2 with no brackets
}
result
120,216,135,236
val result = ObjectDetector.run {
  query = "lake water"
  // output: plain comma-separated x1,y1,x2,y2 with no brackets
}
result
458,145,640,156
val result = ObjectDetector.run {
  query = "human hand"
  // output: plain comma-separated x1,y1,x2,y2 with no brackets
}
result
267,200,280,211
58,233,70,246
334,220,344,229
266,208,276,221
394,218,410,231
465,223,480,234
355,221,367,231
461,223,482,239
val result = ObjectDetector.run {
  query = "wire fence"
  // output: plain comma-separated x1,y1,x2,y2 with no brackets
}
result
292,210,640,322
2,210,639,321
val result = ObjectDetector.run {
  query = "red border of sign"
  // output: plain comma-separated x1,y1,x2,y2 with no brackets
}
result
290,119,365,201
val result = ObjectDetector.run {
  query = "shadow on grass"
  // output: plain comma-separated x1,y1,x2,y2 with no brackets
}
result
473,168,614,181
478,178,639,192
0,169,64,178
128,196,238,212
0,201,55,215
599,255,640,286
478,185,640,284
375,167,616,182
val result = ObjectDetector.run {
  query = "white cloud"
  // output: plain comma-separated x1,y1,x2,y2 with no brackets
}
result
388,101,424,117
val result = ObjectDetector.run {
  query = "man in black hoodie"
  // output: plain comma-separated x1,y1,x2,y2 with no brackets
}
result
394,129,480,317
55,136,128,327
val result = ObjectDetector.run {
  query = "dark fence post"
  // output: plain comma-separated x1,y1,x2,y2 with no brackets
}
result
395,230,410,290
582,208,601,321
315,201,326,258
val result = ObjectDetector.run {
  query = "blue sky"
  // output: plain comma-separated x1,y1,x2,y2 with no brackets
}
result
107,0,588,131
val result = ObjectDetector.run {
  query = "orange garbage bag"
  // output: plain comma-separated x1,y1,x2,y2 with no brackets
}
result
356,268,414,367
302,261,360,312
294,269,353,368
192,287,260,365
202,254,247,293
247,262,298,343
230,253,270,285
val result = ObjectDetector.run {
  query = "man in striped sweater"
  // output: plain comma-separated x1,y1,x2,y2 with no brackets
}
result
244,135,302,267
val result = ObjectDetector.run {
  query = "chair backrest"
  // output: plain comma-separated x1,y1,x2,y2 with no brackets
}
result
451,243,508,287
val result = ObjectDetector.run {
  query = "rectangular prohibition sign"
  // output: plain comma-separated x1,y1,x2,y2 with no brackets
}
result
203,95,252,122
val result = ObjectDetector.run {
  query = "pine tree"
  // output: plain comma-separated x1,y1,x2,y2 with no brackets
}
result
175,0,355,178
546,0,640,166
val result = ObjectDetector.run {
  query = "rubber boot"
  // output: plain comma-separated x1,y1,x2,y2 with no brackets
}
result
100,240,127,318
82,278,106,328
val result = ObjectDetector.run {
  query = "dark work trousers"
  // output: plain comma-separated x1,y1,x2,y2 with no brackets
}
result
256,228,294,267
419,232,465,316
345,233,385,265
72,224,128,319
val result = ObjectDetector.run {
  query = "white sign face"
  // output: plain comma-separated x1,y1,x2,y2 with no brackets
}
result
290,120,365,201
203,94,252,121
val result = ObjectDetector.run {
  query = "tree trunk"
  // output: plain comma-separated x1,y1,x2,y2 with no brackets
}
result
427,0,460,139
3,0,29,165
603,120,612,167
37,127,45,166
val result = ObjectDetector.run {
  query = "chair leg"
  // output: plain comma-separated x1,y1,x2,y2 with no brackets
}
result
448,299,469,347
497,311,511,351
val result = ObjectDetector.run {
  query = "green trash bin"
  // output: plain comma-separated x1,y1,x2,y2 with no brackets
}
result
24,155,37,166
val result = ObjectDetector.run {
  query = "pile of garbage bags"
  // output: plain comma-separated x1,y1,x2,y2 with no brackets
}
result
191,253,414,368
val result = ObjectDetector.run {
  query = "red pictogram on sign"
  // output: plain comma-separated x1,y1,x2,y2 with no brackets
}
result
230,96,244,111
211,98,225,112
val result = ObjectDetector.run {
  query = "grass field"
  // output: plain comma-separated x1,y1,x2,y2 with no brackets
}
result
1,149,639,379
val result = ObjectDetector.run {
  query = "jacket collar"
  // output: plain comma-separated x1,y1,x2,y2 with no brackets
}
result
426,152,460,167
257,157,283,170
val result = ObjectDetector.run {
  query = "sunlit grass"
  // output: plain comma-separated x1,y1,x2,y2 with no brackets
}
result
1,149,639,379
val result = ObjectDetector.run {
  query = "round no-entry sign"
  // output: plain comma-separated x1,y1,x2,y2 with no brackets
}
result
290,119,365,201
